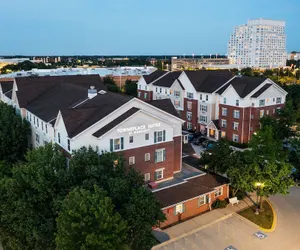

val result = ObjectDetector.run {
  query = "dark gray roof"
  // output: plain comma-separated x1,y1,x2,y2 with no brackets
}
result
153,71,182,88
93,107,140,138
0,81,13,94
184,70,232,93
15,75,106,108
61,92,133,138
212,120,220,130
143,70,168,84
217,76,266,98
251,84,272,98
154,173,229,208
148,99,180,118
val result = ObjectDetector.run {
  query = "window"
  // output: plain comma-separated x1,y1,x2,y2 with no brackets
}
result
222,108,227,116
214,187,223,197
160,88,162,93
233,122,239,131
200,94,202,100
198,195,206,207
233,110,240,119
145,153,150,161
223,97,227,104
144,173,150,182
259,99,265,107
129,156,135,165
26,112,29,120
138,92,141,98
233,134,239,142
129,136,133,143
45,125,48,134
187,92,194,99
276,97,282,104
174,90,180,97
67,139,71,151
236,100,239,106
96,146,99,152
260,110,265,118
58,133,61,143
174,100,180,107
200,105,207,112
155,168,164,180
36,133,40,144
156,87,158,92
138,85,141,90
165,89,167,94
273,98,275,102
266,110,269,115
44,140,48,146
155,149,166,163
187,122,192,130
206,95,208,101
187,112,192,121
145,133,149,140
37,119,39,127
144,92,148,99
187,101,192,111
34,116,36,125
175,203,184,214
221,119,227,128
145,86,147,91
41,122,44,131
273,109,276,114
154,130,166,143
110,137,124,151
29,114,32,122
200,116,207,123
221,131,226,138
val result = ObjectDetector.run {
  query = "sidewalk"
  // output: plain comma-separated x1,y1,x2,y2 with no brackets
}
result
163,194,256,239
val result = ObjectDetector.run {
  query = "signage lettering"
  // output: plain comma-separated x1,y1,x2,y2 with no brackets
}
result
117,123,161,134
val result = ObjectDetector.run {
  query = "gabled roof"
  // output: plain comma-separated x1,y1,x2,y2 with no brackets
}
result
184,70,232,93
93,107,140,138
61,92,133,138
153,71,182,88
15,75,106,108
143,70,168,84
148,99,179,118
251,83,272,98
216,76,266,98
212,120,220,130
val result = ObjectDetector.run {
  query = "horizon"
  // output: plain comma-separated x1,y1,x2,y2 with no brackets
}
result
0,0,299,55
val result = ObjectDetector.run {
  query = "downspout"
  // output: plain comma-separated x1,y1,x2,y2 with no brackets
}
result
249,106,252,142
242,107,245,143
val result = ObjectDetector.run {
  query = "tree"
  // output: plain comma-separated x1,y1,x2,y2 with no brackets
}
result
0,102,31,163
241,67,253,76
248,126,294,211
56,186,128,250
125,79,137,97
103,76,116,85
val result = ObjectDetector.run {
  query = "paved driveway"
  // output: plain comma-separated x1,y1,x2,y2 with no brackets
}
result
153,187,300,250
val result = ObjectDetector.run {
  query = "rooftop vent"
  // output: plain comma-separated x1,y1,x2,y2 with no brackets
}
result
88,86,97,99
99,90,107,95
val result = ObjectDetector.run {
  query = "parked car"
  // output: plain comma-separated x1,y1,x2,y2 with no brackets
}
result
192,136,207,145
202,140,215,148
206,141,216,149
188,132,202,142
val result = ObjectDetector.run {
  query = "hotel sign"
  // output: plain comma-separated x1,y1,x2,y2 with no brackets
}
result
117,123,161,135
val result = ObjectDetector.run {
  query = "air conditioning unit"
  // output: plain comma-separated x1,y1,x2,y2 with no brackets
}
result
148,182,158,189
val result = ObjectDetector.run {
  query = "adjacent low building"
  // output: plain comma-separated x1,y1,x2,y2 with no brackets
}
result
137,70,287,143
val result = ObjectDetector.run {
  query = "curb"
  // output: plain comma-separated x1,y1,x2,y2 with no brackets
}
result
152,213,233,249
259,199,277,233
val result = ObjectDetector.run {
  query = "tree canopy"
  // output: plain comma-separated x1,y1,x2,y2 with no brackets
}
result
125,79,137,97
0,145,164,250
0,102,31,163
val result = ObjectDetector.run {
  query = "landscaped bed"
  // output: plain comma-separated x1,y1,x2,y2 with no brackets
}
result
238,200,273,229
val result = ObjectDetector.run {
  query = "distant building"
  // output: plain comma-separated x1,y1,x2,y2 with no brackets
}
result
228,19,287,68
171,57,230,71
289,52,300,61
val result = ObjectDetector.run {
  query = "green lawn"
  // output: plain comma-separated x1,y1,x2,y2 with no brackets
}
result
238,201,273,229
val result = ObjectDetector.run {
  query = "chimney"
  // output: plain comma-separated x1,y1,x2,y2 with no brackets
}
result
88,86,97,99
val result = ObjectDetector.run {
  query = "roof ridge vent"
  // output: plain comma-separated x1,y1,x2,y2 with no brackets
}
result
99,90,107,94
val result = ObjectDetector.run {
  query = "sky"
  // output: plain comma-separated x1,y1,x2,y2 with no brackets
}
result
0,0,299,55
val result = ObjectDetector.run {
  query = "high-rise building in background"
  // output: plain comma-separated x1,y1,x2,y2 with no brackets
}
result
228,19,287,68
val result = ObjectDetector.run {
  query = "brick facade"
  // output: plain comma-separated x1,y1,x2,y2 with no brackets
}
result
159,184,229,228
122,136,181,182
219,103,285,143
182,98,198,131
137,90,153,101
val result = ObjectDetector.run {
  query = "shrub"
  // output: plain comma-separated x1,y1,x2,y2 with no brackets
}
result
212,199,228,209
229,141,248,149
